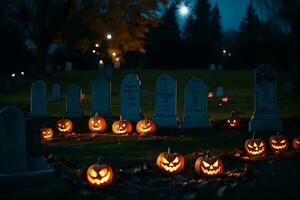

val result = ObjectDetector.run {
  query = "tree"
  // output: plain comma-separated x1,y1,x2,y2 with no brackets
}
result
7,0,169,74
237,3,263,68
145,3,182,68
211,3,223,64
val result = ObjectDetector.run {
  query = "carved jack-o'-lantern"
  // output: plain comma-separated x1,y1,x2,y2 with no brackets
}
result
195,154,223,176
56,119,73,134
227,111,241,128
244,132,266,156
292,137,300,150
40,127,54,140
136,118,156,136
86,163,113,188
88,114,107,133
112,116,132,135
208,91,214,98
156,148,185,174
269,133,289,153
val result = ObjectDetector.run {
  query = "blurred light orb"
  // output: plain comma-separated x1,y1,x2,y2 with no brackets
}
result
99,60,104,65
11,73,16,78
106,34,112,40
21,71,25,75
179,3,189,17
95,43,100,48
112,52,116,57
92,49,96,54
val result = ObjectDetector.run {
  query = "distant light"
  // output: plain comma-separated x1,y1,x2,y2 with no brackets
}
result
223,49,227,54
115,57,120,62
106,34,112,40
95,43,100,48
112,52,116,57
21,71,25,75
179,3,189,17
99,60,104,65
92,49,96,54
228,53,232,57
11,73,16,78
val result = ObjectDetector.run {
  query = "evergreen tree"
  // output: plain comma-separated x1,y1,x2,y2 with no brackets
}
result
237,3,263,68
211,3,223,64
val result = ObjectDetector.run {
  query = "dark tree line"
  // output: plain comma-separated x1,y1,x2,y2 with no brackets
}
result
144,0,294,70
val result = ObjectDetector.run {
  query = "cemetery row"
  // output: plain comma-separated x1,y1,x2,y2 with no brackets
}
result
29,65,282,131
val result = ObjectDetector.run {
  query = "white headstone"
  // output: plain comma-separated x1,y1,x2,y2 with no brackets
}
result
29,80,48,117
0,106,27,173
209,64,216,71
91,75,111,117
65,61,73,71
65,83,82,117
50,83,61,101
249,65,282,131
113,61,121,69
182,77,212,128
153,74,178,128
120,73,142,122
216,86,224,97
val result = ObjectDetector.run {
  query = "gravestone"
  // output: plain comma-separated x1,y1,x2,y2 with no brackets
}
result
249,65,282,131
113,61,121,69
182,77,212,128
65,83,82,117
153,74,178,128
209,64,216,71
0,106,27,173
91,75,111,117
29,80,48,117
120,73,142,122
50,83,61,101
216,86,224,97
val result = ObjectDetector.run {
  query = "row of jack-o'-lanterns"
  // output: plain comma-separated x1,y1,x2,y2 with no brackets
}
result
86,149,223,189
244,132,300,156
41,115,157,140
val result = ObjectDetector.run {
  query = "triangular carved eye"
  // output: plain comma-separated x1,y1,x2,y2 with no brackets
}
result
89,169,98,178
202,161,210,168
259,142,264,147
213,160,219,167
162,157,169,165
173,157,179,164
247,144,253,148
99,168,108,177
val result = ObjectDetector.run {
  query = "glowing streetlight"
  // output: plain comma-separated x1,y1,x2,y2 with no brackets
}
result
179,3,189,17
106,33,112,40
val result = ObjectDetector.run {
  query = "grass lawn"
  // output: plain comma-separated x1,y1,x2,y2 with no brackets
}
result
1,69,299,119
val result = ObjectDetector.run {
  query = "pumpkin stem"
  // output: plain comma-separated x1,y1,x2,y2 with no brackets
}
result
95,113,98,117
168,146,171,153
97,157,102,164
252,132,256,139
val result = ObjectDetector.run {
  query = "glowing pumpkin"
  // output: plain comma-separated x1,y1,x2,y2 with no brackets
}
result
88,114,107,133
269,133,289,153
156,148,185,174
221,96,229,104
227,111,241,128
40,127,54,140
244,132,266,156
208,91,214,98
195,155,223,176
136,118,156,136
56,119,73,134
292,137,300,150
112,116,132,135
86,163,113,188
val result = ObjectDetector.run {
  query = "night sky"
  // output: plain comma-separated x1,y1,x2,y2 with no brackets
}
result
175,0,250,31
